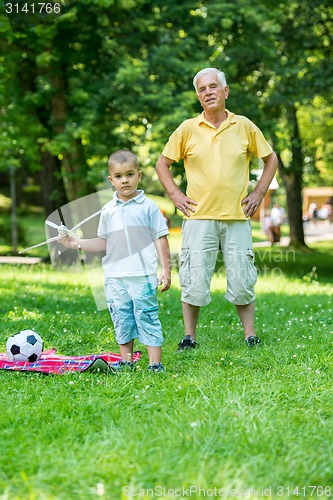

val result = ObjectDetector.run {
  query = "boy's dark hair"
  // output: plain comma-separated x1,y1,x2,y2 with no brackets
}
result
108,150,140,172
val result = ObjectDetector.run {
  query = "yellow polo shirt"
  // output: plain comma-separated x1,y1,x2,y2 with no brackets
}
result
162,110,273,220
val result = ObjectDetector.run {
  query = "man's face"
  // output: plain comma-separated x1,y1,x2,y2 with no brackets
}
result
196,72,229,112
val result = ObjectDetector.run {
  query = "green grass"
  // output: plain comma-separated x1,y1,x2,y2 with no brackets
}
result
254,241,333,285
0,244,333,499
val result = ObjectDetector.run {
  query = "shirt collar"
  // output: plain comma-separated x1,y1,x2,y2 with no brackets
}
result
197,109,236,127
113,189,145,205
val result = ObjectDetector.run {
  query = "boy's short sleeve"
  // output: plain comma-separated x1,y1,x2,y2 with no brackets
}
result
149,206,169,240
97,210,108,239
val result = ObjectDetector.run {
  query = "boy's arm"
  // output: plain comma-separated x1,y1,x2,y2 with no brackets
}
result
58,235,106,252
154,235,171,293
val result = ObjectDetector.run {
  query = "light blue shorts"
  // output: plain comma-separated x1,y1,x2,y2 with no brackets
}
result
104,275,163,347
179,220,257,306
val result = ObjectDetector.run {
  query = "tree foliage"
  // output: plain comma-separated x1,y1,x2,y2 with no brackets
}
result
0,0,332,245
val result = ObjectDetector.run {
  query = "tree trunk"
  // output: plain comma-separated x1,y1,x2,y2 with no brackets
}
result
51,74,89,201
277,104,306,247
9,166,18,253
281,165,305,246
39,150,68,217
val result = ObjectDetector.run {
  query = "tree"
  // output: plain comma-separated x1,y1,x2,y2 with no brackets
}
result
298,97,333,188
1,0,331,248
260,0,333,246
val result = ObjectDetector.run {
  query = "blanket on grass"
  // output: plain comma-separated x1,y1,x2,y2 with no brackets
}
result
0,349,141,374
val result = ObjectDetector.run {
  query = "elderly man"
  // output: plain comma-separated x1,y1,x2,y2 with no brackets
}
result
156,68,278,350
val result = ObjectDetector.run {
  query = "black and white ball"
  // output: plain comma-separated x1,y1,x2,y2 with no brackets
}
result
6,330,44,363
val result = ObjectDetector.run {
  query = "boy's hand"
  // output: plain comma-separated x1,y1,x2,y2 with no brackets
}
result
158,270,171,292
57,234,78,249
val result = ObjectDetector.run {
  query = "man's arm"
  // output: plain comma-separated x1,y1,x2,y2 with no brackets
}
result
154,235,171,292
156,154,197,217
241,151,278,218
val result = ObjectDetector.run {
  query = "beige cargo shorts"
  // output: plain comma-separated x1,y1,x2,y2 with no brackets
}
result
179,219,257,306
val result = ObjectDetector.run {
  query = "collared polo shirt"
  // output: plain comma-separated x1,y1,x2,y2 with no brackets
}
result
162,110,273,220
97,190,169,277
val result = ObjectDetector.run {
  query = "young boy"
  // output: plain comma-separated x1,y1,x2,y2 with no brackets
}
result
58,150,171,372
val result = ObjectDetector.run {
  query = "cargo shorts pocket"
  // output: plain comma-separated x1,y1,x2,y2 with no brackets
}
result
179,248,190,287
246,249,258,288
142,306,159,324
107,302,123,329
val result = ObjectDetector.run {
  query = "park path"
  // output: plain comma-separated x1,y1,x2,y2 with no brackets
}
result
253,220,333,247
0,256,42,264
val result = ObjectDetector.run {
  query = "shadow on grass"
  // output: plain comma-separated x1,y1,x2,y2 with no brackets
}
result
255,245,333,282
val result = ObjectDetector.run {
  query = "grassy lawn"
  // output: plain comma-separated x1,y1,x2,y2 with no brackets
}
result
0,242,332,499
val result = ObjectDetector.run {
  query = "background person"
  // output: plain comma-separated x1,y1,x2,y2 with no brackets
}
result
264,209,273,243
308,202,318,223
156,68,278,350
317,201,332,222
269,203,285,244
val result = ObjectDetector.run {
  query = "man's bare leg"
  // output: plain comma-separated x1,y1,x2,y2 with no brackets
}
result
182,302,200,340
236,301,256,339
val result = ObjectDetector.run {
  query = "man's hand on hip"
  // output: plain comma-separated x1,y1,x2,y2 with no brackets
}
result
171,192,197,217
241,191,264,218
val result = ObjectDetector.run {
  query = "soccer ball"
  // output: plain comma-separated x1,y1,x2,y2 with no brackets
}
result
6,330,44,363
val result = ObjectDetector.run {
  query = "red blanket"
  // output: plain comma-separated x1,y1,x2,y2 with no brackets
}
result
0,349,141,374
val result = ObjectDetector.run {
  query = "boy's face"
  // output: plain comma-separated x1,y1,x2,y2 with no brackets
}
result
108,161,142,201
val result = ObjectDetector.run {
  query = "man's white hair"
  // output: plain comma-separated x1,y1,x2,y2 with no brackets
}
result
193,68,227,92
